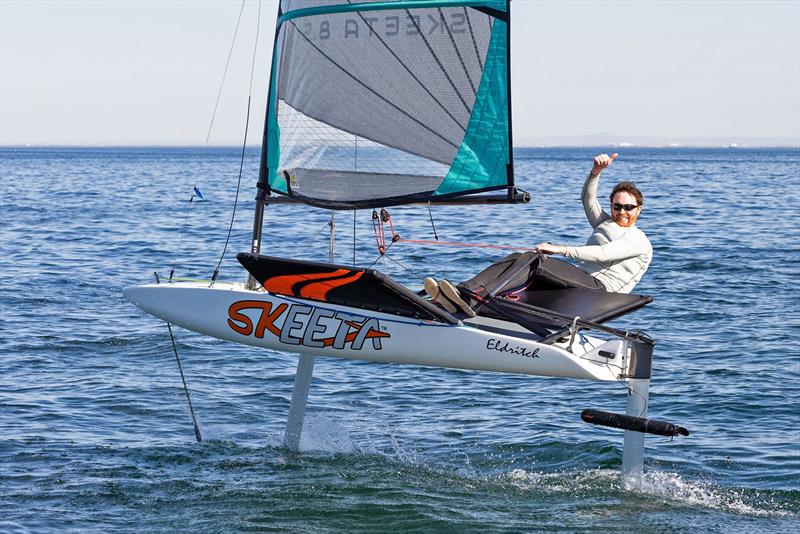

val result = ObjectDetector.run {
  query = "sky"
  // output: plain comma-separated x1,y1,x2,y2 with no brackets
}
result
1,0,798,147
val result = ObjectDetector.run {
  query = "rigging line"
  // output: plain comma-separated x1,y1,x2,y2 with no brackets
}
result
383,253,421,279
328,211,335,263
167,322,203,443
169,190,197,281
288,21,459,152
209,112,249,284
464,7,484,72
309,211,336,239
210,0,262,285
353,210,357,267
371,209,386,254
398,238,538,251
205,0,248,145
604,360,626,373
438,7,477,96
292,211,335,259
427,203,439,240
169,0,247,279
367,239,395,269
347,1,467,131
614,372,649,418
405,8,472,115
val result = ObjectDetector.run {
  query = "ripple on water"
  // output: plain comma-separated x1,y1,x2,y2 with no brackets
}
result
1,147,798,531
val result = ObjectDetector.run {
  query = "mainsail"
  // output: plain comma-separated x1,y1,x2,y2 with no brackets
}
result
261,0,514,209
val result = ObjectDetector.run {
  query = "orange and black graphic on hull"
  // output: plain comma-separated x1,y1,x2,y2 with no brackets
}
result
263,269,364,301
237,253,449,323
228,300,389,350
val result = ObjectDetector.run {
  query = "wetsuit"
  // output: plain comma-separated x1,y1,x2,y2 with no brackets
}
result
563,171,653,293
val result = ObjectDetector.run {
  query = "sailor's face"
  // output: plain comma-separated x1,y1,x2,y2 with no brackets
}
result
611,191,641,227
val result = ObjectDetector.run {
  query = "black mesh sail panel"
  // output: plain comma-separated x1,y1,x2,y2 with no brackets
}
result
266,0,512,208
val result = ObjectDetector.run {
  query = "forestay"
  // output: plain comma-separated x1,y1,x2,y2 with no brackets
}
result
264,0,513,209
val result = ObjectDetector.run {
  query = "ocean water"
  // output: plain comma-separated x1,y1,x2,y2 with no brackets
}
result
1,146,798,532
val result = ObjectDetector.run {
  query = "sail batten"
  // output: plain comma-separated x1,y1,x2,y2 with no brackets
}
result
266,0,513,209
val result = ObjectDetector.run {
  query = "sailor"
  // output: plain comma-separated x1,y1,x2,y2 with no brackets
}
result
535,153,652,293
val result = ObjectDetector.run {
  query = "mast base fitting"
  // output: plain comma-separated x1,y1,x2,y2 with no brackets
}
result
581,409,689,437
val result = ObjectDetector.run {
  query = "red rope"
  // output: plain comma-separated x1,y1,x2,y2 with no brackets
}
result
371,213,385,254
372,209,395,255
398,238,539,251
386,213,396,241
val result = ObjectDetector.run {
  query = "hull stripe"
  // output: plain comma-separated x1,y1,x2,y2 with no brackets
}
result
264,269,352,296
300,271,365,300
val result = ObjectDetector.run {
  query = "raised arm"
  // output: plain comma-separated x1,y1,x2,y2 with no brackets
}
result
583,153,618,228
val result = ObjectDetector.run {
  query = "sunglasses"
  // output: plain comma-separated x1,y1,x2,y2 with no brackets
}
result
612,203,640,212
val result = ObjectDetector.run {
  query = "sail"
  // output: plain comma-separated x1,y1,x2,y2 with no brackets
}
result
263,0,513,209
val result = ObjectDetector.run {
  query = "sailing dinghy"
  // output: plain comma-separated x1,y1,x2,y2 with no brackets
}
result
124,0,686,488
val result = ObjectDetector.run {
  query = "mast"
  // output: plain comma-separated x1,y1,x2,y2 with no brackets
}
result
248,4,282,289
505,0,515,200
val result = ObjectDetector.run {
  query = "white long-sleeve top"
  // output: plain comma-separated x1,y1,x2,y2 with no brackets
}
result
563,171,652,293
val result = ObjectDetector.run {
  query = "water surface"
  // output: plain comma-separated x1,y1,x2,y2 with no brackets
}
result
1,146,798,531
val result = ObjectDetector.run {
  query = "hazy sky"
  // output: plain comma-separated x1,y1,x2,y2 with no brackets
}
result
1,0,798,146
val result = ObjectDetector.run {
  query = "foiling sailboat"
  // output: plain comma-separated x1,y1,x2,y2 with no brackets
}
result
124,0,687,488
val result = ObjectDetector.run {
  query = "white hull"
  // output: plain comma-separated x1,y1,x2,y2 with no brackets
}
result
124,282,629,382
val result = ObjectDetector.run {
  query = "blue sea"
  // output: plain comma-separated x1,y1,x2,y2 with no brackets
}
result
1,146,798,532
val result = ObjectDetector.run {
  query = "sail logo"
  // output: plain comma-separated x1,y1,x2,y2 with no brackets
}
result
295,12,469,42
227,300,389,350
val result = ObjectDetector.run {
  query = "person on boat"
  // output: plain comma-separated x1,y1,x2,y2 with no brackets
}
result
424,153,652,315
534,153,652,293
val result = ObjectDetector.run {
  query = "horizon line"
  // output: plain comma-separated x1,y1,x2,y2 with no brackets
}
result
2,143,798,149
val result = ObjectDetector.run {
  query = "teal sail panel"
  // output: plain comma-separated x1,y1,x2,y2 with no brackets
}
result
265,36,284,194
264,0,513,208
434,18,508,196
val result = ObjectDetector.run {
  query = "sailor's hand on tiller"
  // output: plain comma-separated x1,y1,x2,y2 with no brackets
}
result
591,152,619,174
